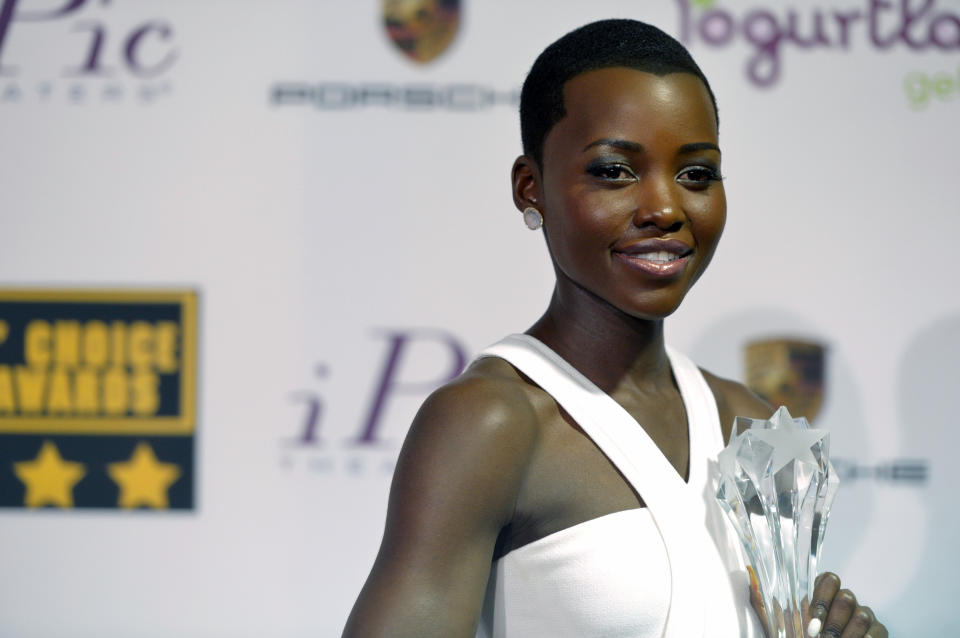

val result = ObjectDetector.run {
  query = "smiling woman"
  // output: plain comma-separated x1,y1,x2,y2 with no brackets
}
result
518,68,726,322
342,19,888,638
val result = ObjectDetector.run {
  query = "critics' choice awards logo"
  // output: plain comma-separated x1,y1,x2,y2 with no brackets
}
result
383,0,460,64
677,0,960,91
0,290,197,509
0,0,178,105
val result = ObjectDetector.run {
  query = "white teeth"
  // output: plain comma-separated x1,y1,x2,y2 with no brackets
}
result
636,250,679,263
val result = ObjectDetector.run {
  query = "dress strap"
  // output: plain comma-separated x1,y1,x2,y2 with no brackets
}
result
478,334,708,638
665,346,724,487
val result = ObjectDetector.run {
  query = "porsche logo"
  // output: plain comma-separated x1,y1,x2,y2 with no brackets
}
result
383,0,461,64
744,338,826,423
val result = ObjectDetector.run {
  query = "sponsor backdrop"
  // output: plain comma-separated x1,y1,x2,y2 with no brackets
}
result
1,0,958,635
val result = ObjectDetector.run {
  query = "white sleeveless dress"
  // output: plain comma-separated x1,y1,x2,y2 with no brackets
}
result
475,334,763,638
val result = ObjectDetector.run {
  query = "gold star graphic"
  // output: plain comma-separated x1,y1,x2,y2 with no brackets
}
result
108,442,181,509
13,440,86,508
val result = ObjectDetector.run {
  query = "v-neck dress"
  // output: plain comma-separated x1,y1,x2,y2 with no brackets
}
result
474,334,763,638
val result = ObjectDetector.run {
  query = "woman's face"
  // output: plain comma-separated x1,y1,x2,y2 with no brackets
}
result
535,67,726,320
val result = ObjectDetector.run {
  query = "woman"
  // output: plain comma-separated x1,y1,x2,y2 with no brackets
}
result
343,19,887,638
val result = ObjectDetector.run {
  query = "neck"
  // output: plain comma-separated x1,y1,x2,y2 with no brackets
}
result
526,281,673,393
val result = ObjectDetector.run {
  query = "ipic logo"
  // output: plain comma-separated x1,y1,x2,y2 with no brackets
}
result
0,0,177,104
284,329,468,476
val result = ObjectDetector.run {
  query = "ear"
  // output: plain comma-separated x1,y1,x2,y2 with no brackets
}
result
511,155,542,213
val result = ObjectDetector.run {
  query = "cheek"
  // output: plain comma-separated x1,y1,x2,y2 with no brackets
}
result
688,191,726,251
550,189,622,248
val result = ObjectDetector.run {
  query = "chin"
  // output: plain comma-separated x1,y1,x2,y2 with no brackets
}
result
617,297,685,322
618,284,696,321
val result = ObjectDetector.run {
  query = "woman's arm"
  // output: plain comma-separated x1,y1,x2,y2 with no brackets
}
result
342,374,538,638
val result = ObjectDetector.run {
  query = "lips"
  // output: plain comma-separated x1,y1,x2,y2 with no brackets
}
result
612,239,693,277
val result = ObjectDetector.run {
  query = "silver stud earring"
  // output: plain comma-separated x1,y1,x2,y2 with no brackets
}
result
522,207,543,230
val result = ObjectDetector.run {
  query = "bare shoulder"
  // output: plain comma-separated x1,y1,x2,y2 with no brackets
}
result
699,368,774,441
344,357,544,636
405,355,542,467
389,355,544,535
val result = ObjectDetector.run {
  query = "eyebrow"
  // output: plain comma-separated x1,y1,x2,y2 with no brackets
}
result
583,138,642,153
678,142,721,154
582,138,721,155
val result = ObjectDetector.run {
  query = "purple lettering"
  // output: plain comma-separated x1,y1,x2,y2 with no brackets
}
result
65,21,109,75
0,0,87,73
869,0,899,47
291,393,323,445
786,9,830,48
125,22,177,77
833,10,864,47
354,329,467,445
743,10,784,87
676,0,693,43
898,0,935,48
0,0,15,73
930,13,960,49
700,9,735,46
290,365,329,445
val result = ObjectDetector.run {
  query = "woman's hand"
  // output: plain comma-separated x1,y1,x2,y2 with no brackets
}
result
749,570,888,637
806,572,887,638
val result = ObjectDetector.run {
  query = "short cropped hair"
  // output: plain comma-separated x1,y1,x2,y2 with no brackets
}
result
520,19,718,168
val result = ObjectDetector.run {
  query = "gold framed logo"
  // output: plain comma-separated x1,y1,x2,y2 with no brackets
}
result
383,0,461,64
0,289,197,509
744,338,826,423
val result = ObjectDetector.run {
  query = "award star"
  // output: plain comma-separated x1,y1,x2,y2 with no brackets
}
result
13,440,86,508
108,442,181,509
746,428,828,474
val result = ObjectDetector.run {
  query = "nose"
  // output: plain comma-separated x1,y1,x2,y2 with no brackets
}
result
631,176,684,232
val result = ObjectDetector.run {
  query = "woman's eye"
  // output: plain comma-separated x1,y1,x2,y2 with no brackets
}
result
586,163,636,181
676,166,722,187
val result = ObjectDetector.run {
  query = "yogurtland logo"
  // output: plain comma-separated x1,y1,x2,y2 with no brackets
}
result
0,0,177,105
676,0,960,87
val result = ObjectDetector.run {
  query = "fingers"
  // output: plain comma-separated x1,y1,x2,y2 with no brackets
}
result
805,573,887,638
838,605,873,638
820,589,857,637
808,572,841,635
838,605,890,638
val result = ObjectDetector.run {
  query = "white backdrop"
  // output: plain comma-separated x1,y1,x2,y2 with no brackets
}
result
1,0,959,636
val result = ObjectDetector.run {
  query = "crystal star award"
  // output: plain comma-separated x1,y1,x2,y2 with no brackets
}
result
716,406,839,638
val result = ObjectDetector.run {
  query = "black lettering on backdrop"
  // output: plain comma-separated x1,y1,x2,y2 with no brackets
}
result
269,82,520,111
